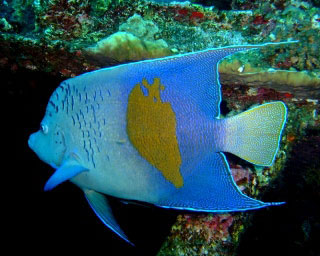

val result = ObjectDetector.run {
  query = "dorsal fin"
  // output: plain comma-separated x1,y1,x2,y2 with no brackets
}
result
128,41,297,118
138,46,257,118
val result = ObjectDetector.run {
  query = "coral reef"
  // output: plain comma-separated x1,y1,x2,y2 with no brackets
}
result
85,14,172,62
1,1,319,81
219,59,320,99
158,213,240,256
1,0,319,96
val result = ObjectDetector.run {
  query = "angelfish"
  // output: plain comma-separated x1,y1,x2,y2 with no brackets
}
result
28,42,291,245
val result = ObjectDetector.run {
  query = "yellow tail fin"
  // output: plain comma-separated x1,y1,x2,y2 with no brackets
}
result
223,101,287,166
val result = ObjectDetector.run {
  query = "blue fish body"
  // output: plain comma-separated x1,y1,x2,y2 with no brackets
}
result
28,42,289,244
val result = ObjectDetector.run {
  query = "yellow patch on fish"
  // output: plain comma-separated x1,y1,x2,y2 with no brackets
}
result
127,77,183,188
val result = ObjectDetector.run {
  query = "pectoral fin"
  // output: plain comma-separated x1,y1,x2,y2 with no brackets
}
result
84,189,134,246
44,160,88,191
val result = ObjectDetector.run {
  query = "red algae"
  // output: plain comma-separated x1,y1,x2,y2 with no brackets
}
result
252,15,269,25
190,11,204,19
231,165,252,191
182,213,235,243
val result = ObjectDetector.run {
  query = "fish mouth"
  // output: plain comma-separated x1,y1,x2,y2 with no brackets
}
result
28,132,36,151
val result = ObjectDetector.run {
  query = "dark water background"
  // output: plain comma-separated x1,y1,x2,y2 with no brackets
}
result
7,66,320,255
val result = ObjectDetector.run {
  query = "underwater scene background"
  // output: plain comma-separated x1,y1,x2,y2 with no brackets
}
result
3,0,319,255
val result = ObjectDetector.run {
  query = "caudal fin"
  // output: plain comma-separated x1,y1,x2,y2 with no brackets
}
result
223,101,287,166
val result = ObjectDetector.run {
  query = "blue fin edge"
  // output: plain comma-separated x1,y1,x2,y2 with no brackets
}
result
155,201,285,212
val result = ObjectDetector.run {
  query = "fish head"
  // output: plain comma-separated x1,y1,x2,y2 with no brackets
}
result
28,115,66,168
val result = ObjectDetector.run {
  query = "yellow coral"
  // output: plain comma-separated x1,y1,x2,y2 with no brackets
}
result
85,32,172,62
219,60,320,98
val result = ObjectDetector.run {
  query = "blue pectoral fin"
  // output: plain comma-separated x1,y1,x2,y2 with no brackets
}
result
44,161,88,191
84,189,134,246
156,153,284,212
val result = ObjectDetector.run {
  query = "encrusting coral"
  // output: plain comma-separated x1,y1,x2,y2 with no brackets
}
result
85,14,172,62
219,59,320,99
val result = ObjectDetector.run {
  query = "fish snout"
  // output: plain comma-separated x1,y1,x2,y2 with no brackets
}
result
28,132,37,150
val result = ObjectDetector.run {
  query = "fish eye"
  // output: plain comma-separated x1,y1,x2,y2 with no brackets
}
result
40,124,49,134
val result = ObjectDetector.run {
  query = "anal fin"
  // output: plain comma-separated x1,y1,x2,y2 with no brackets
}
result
156,153,283,212
84,189,134,246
